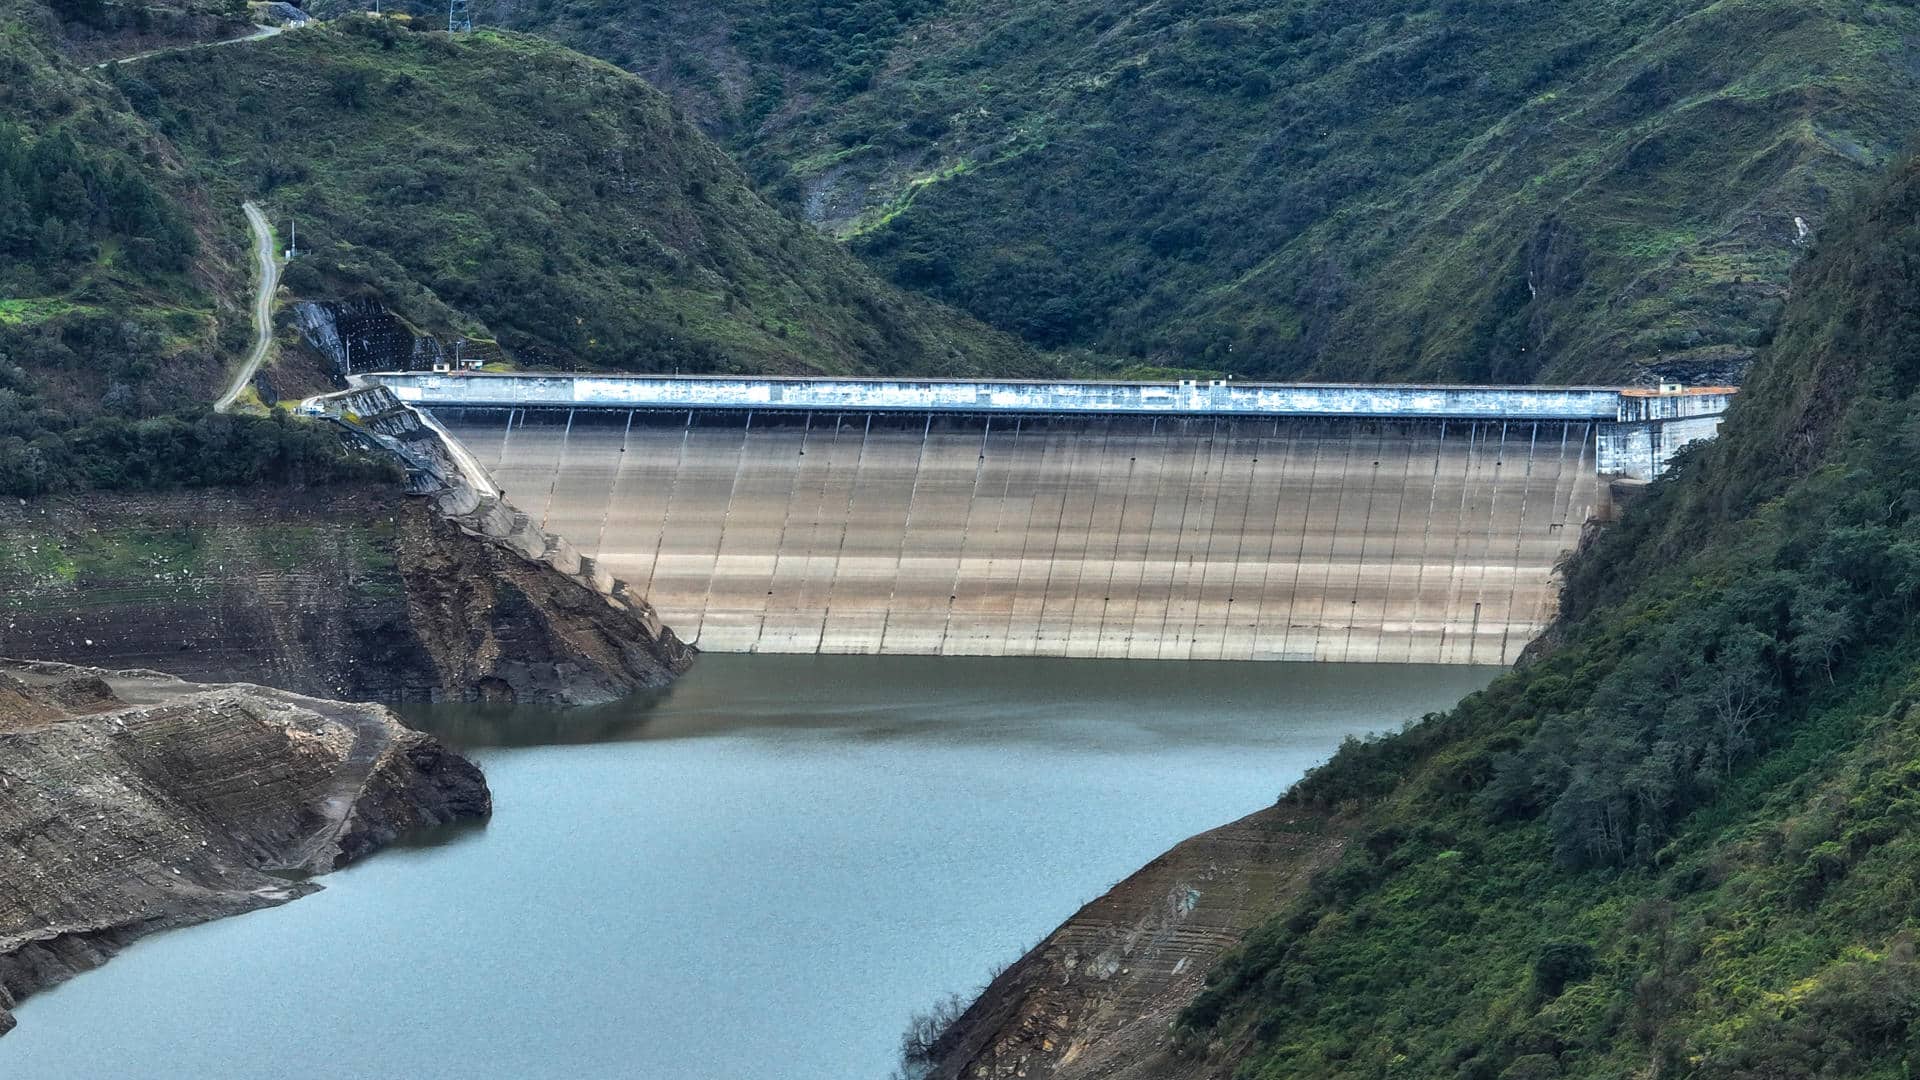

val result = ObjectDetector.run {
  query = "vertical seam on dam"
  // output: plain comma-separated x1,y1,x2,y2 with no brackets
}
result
1500,424,1540,663
1278,425,1319,662
640,411,691,599
936,417,994,654
1345,427,1385,662
434,409,1605,664
589,410,633,559
1247,419,1298,661
816,413,873,654
1409,421,1444,664
1377,423,1417,665
876,414,934,651
757,412,813,650
1216,421,1262,658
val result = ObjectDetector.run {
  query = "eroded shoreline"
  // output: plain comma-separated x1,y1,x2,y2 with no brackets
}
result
0,660,491,1036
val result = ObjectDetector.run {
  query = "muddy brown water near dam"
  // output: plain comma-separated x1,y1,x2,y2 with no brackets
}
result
440,408,1599,665
1,656,1496,1080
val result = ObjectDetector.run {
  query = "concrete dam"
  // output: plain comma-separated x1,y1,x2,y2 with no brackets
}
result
374,373,1733,665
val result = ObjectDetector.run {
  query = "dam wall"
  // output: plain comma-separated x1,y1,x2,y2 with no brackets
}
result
379,372,1732,482
434,407,1602,664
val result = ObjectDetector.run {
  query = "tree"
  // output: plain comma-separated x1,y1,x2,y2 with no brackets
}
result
1702,630,1778,775
1788,581,1855,681
898,990,969,1069
330,70,372,110
1532,941,1596,1001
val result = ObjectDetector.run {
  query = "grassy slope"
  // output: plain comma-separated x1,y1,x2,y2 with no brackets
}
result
1172,158,1920,1077
0,2,401,499
0,0,234,399
38,0,251,64
125,19,1047,377
478,0,1920,384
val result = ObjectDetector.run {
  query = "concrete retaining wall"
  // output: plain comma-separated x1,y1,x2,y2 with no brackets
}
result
1596,415,1724,478
436,408,1601,664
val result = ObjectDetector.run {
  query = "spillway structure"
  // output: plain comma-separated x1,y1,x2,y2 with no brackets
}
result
369,373,1733,665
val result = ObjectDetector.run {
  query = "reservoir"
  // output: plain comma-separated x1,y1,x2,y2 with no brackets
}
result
2,656,1495,1079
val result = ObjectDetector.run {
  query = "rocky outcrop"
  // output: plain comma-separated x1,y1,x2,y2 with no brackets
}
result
0,484,692,705
396,492,693,703
290,299,489,377
923,806,1350,1080
343,385,679,643
0,660,490,1037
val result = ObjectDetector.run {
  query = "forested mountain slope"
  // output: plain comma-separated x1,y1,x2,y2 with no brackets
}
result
1167,155,1920,1077
0,3,1049,493
125,19,1044,377
0,0,363,494
474,0,1920,384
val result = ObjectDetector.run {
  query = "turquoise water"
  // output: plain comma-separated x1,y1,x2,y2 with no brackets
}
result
3,656,1496,1079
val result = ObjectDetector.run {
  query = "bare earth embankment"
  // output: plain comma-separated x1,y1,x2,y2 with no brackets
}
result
0,485,692,705
926,806,1351,1080
0,660,491,1036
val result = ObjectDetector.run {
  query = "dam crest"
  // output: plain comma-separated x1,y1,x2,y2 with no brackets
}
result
366,373,1733,664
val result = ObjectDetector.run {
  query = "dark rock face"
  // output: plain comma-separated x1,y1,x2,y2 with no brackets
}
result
290,298,490,377
0,661,492,1036
0,485,692,705
394,502,694,704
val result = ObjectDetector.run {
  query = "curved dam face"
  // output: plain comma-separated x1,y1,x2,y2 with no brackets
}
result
435,407,1600,664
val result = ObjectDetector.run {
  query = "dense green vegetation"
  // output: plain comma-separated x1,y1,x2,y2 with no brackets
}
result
0,411,397,495
480,0,1920,384
0,119,193,280
1,2,1055,497
1176,157,1920,1077
0,0,290,495
127,19,1047,377
0,0,223,324
32,0,248,62
0,2,444,498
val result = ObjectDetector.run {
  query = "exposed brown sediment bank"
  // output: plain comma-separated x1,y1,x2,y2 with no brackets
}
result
0,484,692,705
924,805,1351,1080
0,660,491,1037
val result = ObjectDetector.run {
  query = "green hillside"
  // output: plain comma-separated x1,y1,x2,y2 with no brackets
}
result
475,0,1920,384
125,19,1046,377
1175,156,1920,1076
0,0,311,494
0,3,1056,493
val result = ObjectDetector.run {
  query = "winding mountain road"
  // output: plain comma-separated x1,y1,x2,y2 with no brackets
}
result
93,22,287,69
215,201,278,414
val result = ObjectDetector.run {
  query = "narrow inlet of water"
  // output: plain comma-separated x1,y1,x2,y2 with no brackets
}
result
3,655,1497,1079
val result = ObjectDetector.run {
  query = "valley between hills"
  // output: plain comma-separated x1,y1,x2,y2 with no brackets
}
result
3,0,1920,1077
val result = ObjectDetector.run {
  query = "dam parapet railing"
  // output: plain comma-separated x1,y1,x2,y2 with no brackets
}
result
357,371,1735,481
370,371,1623,420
